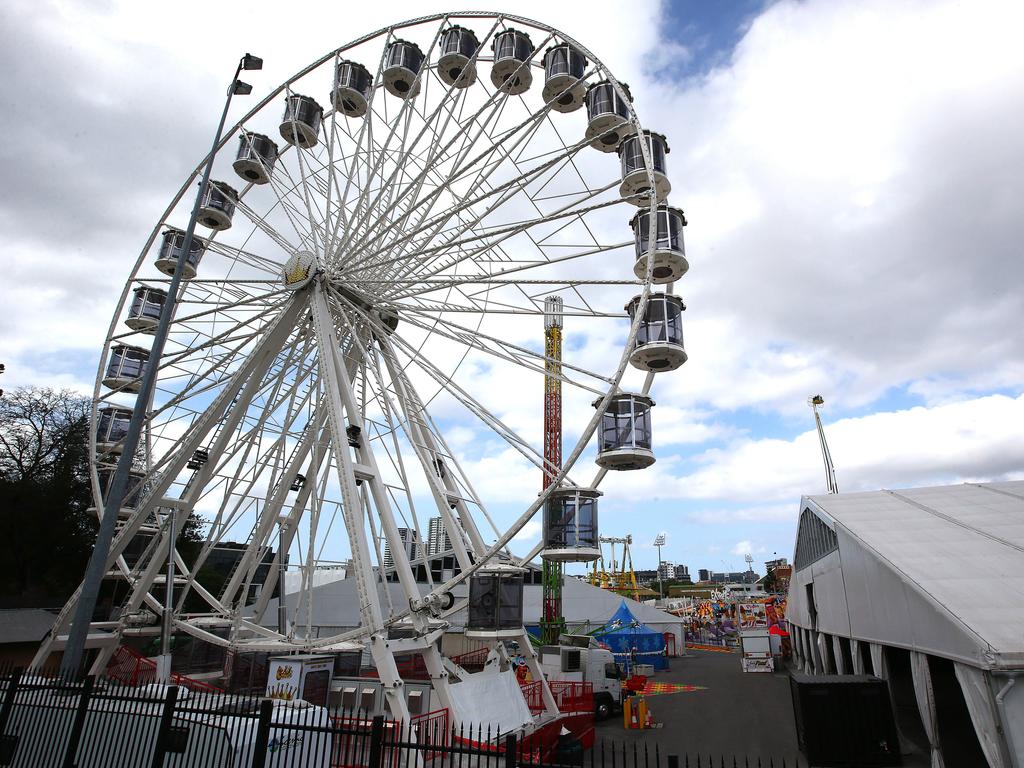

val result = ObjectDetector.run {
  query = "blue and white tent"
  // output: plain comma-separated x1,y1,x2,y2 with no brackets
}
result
594,600,668,671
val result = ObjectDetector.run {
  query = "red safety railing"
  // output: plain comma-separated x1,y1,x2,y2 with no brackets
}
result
519,680,593,714
450,646,489,672
105,646,224,693
331,708,450,767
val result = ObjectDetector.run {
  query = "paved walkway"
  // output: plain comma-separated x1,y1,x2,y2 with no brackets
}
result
595,649,804,765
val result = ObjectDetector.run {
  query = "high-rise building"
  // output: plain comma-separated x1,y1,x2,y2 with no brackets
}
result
657,560,675,581
383,528,418,569
698,568,711,583
673,564,692,583
427,517,454,556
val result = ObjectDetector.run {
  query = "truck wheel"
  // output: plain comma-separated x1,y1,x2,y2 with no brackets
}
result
595,700,611,720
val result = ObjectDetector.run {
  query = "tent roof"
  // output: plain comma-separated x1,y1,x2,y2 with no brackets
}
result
797,480,1024,667
597,600,664,636
257,573,684,633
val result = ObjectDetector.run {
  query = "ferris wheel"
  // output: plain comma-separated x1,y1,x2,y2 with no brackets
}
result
38,12,689,721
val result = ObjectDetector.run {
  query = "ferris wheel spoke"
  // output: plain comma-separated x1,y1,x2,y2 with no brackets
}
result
382,329,550,476
341,49,558,270
346,108,579,278
395,305,611,394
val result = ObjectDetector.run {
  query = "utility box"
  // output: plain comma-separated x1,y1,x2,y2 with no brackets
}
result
790,673,901,767
740,629,773,673
266,654,335,707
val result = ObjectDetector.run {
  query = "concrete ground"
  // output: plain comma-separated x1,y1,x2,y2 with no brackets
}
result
593,649,928,768
594,649,803,765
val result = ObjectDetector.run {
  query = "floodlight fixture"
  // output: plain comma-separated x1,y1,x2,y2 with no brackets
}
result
242,53,263,71
232,80,253,95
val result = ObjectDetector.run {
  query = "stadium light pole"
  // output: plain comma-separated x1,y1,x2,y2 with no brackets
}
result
653,533,666,601
60,53,263,679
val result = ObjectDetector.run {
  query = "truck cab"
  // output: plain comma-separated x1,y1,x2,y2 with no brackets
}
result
538,635,623,719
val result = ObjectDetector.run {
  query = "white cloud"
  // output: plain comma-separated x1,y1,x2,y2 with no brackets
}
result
730,540,753,557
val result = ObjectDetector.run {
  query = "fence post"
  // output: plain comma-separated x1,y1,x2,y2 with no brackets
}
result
60,675,96,768
668,755,679,768
149,685,180,768
504,733,518,768
367,714,386,768
250,699,274,768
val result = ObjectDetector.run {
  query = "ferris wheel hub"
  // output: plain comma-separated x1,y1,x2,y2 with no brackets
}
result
282,250,318,290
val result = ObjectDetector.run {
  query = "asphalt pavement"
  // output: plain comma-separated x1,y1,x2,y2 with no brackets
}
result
594,649,804,766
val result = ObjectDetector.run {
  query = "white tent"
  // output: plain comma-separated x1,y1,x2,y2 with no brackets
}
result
787,480,1024,768
258,572,684,651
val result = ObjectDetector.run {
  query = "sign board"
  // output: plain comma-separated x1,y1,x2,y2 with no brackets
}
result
267,655,335,707
738,602,768,629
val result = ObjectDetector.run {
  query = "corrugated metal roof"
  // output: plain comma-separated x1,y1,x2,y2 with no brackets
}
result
0,609,57,644
805,480,1024,664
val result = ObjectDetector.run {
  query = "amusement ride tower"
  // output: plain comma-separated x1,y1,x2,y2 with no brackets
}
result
540,296,565,645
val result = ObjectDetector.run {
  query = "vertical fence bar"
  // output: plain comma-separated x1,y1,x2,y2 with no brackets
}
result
0,667,22,735
60,674,95,768
251,698,274,768
504,733,517,768
368,714,386,768
149,684,181,768
0,667,23,765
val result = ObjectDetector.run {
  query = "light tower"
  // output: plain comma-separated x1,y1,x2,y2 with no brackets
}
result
808,394,839,494
540,296,566,645
653,533,666,600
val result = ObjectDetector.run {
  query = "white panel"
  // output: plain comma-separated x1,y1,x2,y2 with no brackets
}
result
448,669,534,730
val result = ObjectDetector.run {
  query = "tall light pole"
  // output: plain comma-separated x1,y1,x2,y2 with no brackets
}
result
808,394,839,494
653,533,666,601
60,53,263,679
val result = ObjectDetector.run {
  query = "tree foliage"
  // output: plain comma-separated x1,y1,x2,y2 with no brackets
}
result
0,387,97,605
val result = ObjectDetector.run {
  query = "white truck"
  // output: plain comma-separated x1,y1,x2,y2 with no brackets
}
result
537,634,623,720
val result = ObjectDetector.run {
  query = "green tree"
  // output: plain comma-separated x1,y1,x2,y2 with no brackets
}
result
0,387,97,605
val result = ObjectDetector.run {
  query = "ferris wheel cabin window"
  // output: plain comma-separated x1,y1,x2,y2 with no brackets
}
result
103,344,150,393
126,286,167,334
584,80,634,151
543,43,588,112
630,205,688,283
332,60,373,117
197,181,238,231
466,568,525,638
625,294,687,372
154,227,206,280
279,93,324,148
542,487,601,562
383,40,425,98
594,393,655,470
233,132,278,185
618,130,671,205
96,406,133,454
490,28,534,95
438,26,480,88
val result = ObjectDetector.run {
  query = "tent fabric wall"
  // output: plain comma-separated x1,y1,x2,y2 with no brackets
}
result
851,639,866,675
816,631,830,674
911,651,945,768
954,663,1009,768
833,635,847,674
595,601,668,671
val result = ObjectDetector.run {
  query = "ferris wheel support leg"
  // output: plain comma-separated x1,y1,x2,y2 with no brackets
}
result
71,300,305,675
221,408,328,614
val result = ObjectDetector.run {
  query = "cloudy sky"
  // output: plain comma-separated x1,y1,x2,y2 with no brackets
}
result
2,0,1023,577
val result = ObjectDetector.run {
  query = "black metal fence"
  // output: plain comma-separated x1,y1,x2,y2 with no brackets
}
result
0,666,800,768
